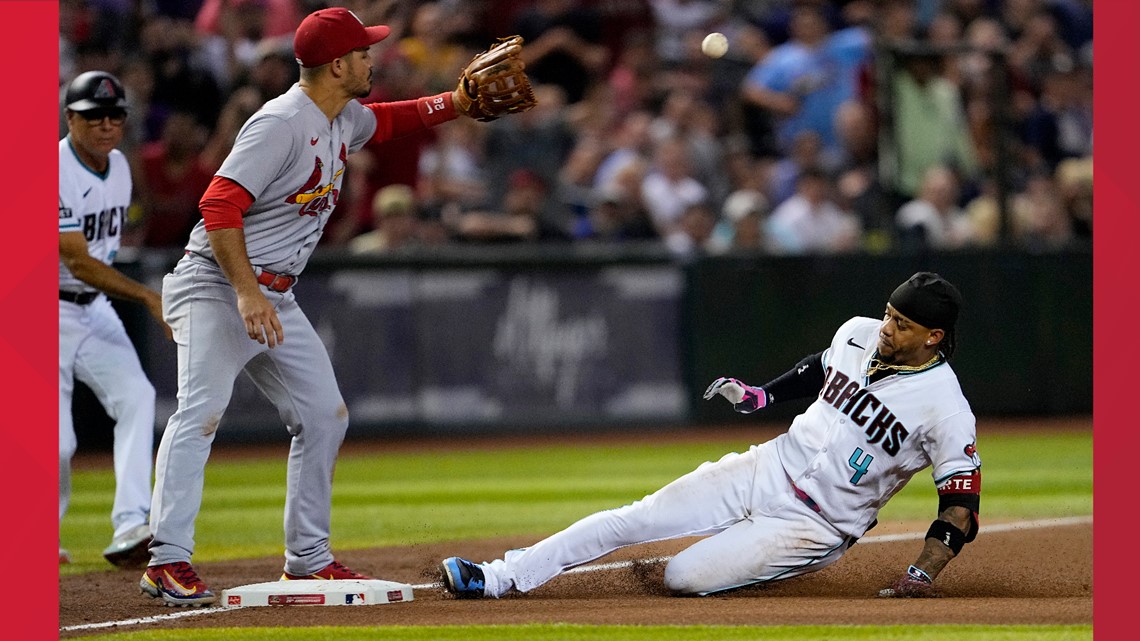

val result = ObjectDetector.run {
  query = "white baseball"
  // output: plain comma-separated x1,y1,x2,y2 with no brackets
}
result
702,32,728,59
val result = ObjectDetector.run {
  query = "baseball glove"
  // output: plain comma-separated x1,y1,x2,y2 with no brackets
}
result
453,35,537,122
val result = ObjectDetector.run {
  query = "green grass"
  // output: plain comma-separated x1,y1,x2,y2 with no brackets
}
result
61,429,1092,639
61,431,1092,572
75,624,1094,641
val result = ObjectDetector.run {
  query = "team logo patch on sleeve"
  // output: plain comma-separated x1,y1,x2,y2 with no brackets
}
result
964,441,982,467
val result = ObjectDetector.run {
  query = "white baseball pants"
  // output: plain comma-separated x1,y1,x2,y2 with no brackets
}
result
59,296,155,539
480,439,851,596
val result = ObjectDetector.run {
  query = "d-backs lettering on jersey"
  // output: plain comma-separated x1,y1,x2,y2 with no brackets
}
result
59,137,131,289
818,366,909,456
774,316,977,538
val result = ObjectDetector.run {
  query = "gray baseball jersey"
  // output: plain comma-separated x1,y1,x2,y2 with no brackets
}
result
151,85,381,576
182,84,377,274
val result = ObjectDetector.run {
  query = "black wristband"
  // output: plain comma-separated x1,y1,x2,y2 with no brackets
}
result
926,519,967,555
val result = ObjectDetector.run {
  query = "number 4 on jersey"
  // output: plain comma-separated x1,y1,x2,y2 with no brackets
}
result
848,448,874,484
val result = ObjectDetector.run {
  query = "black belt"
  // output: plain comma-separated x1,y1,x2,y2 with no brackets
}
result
257,269,297,292
60,290,99,305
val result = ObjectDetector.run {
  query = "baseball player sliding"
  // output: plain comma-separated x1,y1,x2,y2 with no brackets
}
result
59,71,173,569
442,272,980,599
140,7,536,606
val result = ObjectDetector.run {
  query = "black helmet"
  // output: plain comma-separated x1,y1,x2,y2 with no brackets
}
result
64,71,128,113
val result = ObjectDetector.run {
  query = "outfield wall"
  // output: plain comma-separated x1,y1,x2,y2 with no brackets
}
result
74,246,1091,445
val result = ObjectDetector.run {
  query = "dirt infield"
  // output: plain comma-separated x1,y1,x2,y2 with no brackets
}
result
59,419,1092,636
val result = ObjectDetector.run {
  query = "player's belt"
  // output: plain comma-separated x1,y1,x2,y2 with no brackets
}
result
256,269,297,292
59,290,99,305
789,478,822,513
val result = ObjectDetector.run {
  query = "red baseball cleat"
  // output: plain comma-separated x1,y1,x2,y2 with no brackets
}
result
280,559,372,580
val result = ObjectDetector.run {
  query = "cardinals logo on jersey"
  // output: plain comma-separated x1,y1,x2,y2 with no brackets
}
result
285,144,347,216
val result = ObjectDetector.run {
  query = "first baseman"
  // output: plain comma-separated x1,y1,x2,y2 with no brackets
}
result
59,70,173,569
141,7,535,606
442,272,980,599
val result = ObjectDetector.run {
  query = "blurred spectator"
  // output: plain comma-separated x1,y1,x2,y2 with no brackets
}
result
648,90,729,205
649,0,722,66
830,100,893,249
244,38,300,104
397,2,472,95
1010,172,1074,251
580,182,659,243
140,15,224,130
1008,7,1076,93
194,0,299,39
640,135,709,240
417,118,490,217
925,10,963,47
594,109,655,189
199,85,263,174
740,1,871,155
1055,156,1092,239
768,130,827,206
513,0,609,105
765,167,861,254
891,51,978,200
878,0,920,41
556,134,609,238
349,184,422,254
666,200,721,257
194,0,300,93
895,164,979,251
710,188,769,253
116,58,158,155
607,29,661,118
962,178,1003,246
959,16,1008,89
1020,64,1093,172
714,22,772,156
483,84,577,209
134,109,214,248
450,169,571,244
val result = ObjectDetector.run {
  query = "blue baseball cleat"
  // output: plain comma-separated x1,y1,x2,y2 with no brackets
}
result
440,556,486,598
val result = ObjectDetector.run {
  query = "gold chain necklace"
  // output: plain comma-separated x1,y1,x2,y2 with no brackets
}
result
866,353,942,377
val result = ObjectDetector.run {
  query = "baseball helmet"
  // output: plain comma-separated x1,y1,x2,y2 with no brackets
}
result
64,71,128,112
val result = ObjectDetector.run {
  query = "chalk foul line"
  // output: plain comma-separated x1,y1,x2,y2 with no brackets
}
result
61,515,1091,633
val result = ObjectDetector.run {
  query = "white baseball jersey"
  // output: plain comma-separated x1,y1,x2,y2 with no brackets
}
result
470,315,980,597
776,316,979,538
182,84,377,274
59,136,130,292
58,134,154,540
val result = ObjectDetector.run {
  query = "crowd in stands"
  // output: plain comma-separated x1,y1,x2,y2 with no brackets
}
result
60,0,1093,257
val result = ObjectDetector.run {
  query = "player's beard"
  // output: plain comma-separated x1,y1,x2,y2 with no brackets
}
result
353,70,373,99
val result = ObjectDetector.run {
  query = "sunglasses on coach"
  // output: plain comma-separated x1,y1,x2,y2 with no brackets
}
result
77,108,128,125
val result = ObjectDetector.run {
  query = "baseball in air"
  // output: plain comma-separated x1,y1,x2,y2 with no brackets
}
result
702,32,728,58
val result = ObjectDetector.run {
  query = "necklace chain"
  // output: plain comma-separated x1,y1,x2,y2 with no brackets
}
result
866,353,942,377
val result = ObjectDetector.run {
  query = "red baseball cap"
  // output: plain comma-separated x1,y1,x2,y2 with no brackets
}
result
293,7,391,68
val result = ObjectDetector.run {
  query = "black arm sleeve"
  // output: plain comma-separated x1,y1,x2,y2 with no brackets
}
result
760,351,825,405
